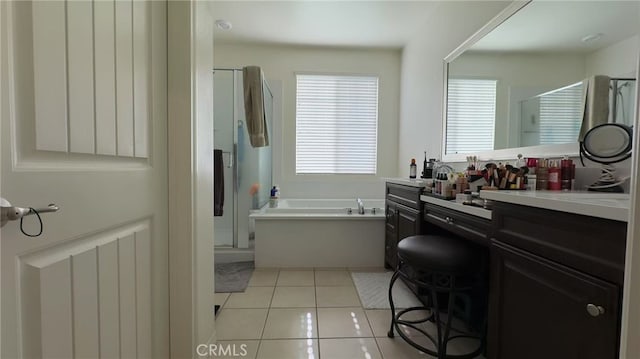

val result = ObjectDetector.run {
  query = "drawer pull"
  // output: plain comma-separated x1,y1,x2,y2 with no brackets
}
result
586,304,605,317
445,216,454,224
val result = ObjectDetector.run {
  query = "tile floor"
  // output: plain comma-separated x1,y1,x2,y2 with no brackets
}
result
213,268,484,359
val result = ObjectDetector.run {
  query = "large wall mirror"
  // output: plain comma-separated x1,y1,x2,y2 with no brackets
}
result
443,0,639,161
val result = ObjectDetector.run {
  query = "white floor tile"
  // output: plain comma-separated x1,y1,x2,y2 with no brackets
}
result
256,339,319,359
262,308,318,339
215,309,268,340
319,338,382,359
316,286,361,307
277,270,315,286
315,271,354,286
365,309,433,338
317,307,373,338
215,293,231,308
224,287,275,309
375,336,435,359
271,286,317,308
211,340,259,359
249,270,279,287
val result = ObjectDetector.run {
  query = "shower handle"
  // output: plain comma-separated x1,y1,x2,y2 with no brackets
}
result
227,153,234,168
222,151,234,168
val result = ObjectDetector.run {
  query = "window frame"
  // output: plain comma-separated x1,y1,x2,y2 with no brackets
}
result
294,72,380,175
444,77,498,155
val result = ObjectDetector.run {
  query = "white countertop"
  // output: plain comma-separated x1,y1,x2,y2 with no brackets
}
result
480,190,630,222
385,177,429,188
421,195,493,220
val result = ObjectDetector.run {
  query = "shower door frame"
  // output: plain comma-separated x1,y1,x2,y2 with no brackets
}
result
213,68,240,248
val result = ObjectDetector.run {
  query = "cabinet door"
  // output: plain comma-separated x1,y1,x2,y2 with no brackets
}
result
397,204,422,242
385,202,398,269
488,241,620,359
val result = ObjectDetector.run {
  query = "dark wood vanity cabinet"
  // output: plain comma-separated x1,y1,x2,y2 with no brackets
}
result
488,202,627,359
423,203,491,246
384,183,423,269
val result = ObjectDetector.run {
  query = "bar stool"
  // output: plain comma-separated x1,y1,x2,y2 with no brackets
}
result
387,235,486,359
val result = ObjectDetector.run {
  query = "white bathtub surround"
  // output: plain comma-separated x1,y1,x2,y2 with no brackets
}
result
252,199,385,268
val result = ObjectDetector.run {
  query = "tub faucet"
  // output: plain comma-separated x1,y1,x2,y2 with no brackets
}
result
356,198,365,215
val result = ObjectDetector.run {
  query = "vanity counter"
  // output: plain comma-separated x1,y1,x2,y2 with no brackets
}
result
420,195,492,220
480,190,629,222
384,177,429,188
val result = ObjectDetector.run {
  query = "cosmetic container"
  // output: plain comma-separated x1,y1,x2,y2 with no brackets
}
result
536,167,549,190
548,160,561,191
561,156,573,190
410,159,417,179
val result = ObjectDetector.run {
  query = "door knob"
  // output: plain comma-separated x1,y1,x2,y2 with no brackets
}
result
1,197,59,232
586,304,605,317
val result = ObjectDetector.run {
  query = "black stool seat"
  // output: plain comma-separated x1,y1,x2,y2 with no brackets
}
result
388,234,487,359
398,235,479,275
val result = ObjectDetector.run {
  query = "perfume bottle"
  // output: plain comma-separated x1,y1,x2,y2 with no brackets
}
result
410,159,417,179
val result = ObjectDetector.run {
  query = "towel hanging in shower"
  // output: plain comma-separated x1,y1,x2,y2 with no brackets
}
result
214,149,224,216
580,75,610,141
242,66,269,148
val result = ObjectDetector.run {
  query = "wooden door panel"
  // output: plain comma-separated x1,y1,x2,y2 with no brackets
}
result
18,220,153,358
2,1,168,358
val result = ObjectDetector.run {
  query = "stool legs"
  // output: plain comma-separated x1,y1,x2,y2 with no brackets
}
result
387,265,484,359
387,269,400,338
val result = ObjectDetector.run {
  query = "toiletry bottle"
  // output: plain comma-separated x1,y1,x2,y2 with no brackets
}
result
410,159,417,179
560,156,572,190
421,152,428,179
548,160,561,191
270,186,280,208
536,160,548,190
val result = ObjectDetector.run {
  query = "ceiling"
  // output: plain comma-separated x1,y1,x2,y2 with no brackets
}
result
471,1,640,54
212,1,640,52
211,1,440,49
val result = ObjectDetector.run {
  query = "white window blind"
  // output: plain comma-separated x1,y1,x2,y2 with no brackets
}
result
296,74,379,174
446,79,497,154
539,82,584,144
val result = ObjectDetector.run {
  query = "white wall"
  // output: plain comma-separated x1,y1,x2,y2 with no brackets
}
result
214,43,401,199
398,1,510,174
586,34,640,78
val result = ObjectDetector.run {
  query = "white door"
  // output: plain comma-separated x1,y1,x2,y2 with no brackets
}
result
1,1,168,358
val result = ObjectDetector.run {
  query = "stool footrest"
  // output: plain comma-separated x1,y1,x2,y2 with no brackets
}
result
388,263,487,359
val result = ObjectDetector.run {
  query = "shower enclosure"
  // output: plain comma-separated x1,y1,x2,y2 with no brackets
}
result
213,68,273,250
610,79,636,127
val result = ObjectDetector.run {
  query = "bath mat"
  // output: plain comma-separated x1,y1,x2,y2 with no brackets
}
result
215,261,254,293
351,271,421,309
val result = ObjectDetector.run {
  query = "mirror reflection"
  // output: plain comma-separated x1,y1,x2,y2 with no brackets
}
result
445,1,639,156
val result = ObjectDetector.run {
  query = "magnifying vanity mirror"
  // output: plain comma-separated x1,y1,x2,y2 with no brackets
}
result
443,0,639,161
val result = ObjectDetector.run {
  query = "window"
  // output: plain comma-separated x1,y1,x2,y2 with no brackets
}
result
296,74,379,174
539,82,584,144
446,79,497,154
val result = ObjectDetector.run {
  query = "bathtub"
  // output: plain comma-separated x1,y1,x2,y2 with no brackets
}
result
251,199,386,268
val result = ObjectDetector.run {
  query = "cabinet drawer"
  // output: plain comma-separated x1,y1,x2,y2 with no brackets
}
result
424,204,491,246
492,201,626,285
386,183,423,210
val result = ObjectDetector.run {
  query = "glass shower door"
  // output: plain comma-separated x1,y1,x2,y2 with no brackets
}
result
213,68,274,249
213,70,236,247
